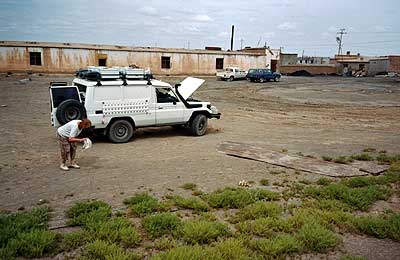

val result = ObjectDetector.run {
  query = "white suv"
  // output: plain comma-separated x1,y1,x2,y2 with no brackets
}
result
49,67,220,143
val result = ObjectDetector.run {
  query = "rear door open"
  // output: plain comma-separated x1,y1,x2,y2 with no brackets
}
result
49,83,81,127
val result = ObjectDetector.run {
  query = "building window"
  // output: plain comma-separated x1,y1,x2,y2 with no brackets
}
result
161,56,171,69
216,58,224,70
29,52,42,66
98,58,107,66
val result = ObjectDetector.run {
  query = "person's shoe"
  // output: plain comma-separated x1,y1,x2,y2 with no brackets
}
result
70,162,80,169
60,164,69,171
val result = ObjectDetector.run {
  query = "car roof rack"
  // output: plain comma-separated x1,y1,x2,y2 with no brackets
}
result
75,66,153,81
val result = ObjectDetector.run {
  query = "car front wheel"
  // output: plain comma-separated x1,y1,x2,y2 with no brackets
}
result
274,76,280,82
259,78,265,83
107,119,134,143
190,114,208,136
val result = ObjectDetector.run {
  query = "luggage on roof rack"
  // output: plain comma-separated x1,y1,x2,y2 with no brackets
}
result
75,66,153,81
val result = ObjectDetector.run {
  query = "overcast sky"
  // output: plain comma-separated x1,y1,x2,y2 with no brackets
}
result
0,0,399,57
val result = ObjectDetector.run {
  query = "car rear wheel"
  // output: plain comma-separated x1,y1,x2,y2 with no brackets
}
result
274,76,280,82
107,119,134,143
228,76,234,82
190,114,208,136
259,78,265,83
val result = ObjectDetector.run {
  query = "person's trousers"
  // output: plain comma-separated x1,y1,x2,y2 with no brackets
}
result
57,133,77,163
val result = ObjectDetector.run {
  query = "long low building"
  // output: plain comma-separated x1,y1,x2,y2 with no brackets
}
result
0,41,266,75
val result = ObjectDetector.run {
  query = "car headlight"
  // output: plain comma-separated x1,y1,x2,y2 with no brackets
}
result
210,105,218,114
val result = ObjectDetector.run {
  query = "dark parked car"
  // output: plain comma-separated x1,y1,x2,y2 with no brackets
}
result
246,68,281,82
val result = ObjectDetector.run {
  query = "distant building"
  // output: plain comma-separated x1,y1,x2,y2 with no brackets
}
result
368,56,400,76
298,56,330,65
239,47,280,71
331,52,374,74
0,41,266,75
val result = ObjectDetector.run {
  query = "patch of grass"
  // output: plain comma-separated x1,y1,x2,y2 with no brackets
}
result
350,213,400,241
333,156,353,164
322,156,333,162
307,199,352,212
192,190,204,196
171,195,209,212
376,153,400,164
66,200,111,226
298,179,312,185
259,179,269,186
270,170,285,175
316,177,332,186
197,212,217,222
0,207,49,247
303,183,390,211
123,193,167,217
154,236,177,250
341,256,367,260
231,201,282,222
363,147,376,153
62,231,90,251
179,220,230,244
205,187,279,209
151,245,207,260
350,153,374,161
297,222,341,252
181,183,197,190
84,217,141,246
237,217,293,237
82,240,141,260
142,213,182,239
7,230,59,258
250,234,302,258
340,255,367,260
211,238,254,260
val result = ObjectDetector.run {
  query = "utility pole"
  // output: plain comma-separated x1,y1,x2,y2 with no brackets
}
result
336,28,347,55
230,25,235,50
240,38,244,50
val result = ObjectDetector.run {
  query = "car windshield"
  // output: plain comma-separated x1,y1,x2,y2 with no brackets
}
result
248,69,256,73
156,88,179,103
226,68,233,72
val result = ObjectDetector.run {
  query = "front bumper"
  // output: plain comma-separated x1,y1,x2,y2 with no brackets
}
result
210,113,221,119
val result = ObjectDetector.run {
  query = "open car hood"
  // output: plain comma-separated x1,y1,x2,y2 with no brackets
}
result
178,77,205,100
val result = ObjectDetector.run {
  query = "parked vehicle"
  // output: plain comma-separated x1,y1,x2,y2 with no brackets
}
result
246,68,281,83
216,67,247,81
49,67,220,143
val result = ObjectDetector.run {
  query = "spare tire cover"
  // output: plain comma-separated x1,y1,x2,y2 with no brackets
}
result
56,99,86,125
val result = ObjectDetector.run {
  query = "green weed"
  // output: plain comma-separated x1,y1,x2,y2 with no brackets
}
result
142,213,182,239
350,153,374,161
123,193,166,217
297,222,341,252
181,183,197,190
322,156,333,162
350,213,400,241
260,179,269,186
172,195,209,212
62,231,90,251
66,200,111,226
231,201,282,222
250,234,302,258
179,220,230,244
237,217,293,237
205,187,279,209
316,177,332,186
81,240,141,260
7,230,59,258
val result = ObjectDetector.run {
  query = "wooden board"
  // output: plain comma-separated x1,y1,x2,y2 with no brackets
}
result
217,141,369,177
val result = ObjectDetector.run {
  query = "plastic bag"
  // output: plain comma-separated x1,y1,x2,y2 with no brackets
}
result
82,138,92,150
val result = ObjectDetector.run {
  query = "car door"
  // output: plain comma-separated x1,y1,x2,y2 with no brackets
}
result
155,88,185,125
265,69,274,80
49,85,81,127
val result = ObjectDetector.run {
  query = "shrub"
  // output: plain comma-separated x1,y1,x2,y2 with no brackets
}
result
7,230,59,258
322,156,333,162
205,187,279,209
350,213,400,241
84,217,141,246
82,240,141,260
376,153,400,164
350,153,374,161
142,213,182,239
123,193,165,217
181,183,197,190
250,234,302,257
303,183,390,211
66,200,111,226
333,156,352,164
316,177,332,186
62,231,90,251
154,236,177,250
297,222,341,252
179,220,230,244
237,217,293,237
0,207,49,247
151,245,207,260
211,238,254,260
197,212,217,222
172,196,209,212
232,201,282,222
260,179,269,186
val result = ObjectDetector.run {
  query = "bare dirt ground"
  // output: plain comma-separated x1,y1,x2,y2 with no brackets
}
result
0,74,400,259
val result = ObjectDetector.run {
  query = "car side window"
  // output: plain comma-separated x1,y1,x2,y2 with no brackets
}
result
156,88,179,103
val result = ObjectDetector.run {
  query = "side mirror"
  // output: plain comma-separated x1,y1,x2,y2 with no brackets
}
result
173,101,177,105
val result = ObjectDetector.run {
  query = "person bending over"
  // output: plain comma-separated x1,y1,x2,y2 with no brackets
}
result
57,119,91,171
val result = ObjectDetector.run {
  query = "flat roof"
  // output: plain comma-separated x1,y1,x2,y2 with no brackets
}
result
0,40,264,56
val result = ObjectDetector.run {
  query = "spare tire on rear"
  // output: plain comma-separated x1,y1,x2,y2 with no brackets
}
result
56,99,86,125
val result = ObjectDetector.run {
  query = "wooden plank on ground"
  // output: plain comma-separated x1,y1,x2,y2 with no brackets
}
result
217,141,369,177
